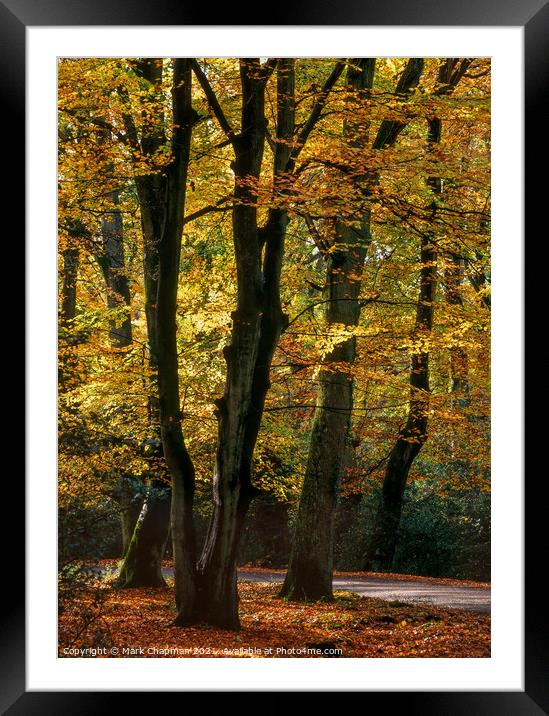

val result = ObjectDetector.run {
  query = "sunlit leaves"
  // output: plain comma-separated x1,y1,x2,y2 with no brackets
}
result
58,56,490,520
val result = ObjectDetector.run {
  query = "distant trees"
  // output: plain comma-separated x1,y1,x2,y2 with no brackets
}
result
367,58,476,570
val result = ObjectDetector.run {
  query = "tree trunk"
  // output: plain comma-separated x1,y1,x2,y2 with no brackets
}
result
111,475,144,555
136,174,163,425
280,59,375,601
281,57,427,600
445,252,470,405
367,235,437,570
59,221,90,388
366,58,470,571
192,59,272,629
116,477,170,587
97,189,133,347
280,222,370,600
95,152,168,584
61,246,79,325
183,58,338,627
366,123,444,572
59,245,80,389
125,57,166,424
152,59,199,623
114,59,176,590
60,220,92,331
117,487,171,587
120,498,142,556
116,178,172,587
95,163,167,588
367,231,438,570
116,169,172,587
115,440,173,588
185,59,302,628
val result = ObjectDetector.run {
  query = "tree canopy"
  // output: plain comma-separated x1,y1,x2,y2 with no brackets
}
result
58,56,490,636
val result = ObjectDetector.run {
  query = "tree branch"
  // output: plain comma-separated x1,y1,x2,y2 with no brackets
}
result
290,60,346,166
372,58,424,150
182,196,232,226
261,57,279,81
191,60,236,143
283,295,380,333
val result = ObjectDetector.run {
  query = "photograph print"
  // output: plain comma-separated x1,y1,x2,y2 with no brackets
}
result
58,56,491,659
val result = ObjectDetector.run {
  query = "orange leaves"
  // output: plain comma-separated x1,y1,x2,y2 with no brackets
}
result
57,56,491,565
59,577,490,658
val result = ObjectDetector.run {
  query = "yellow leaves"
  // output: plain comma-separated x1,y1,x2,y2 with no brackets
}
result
57,56,491,520
399,335,433,355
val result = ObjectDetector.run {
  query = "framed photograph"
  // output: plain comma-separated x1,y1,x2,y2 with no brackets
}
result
9,0,544,709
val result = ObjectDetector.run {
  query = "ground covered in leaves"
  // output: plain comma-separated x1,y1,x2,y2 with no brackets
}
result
59,577,490,658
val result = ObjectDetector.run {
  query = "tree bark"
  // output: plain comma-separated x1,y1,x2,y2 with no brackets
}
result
281,61,375,602
59,244,80,388
131,57,166,426
172,58,339,627
60,219,92,331
116,168,174,587
445,252,470,405
280,227,369,600
97,188,133,347
95,122,162,573
136,172,164,425
153,59,198,623
61,246,79,326
193,58,352,626
59,220,90,388
118,481,143,556
116,474,170,588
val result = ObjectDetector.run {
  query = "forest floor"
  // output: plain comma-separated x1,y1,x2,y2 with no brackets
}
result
59,567,491,658
90,560,491,613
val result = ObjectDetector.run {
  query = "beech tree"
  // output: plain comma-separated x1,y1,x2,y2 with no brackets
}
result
367,58,476,570
173,58,343,627
114,58,185,589
57,56,491,634
281,58,425,601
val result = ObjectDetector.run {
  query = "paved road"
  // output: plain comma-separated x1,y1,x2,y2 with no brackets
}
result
239,571,491,614
98,565,490,614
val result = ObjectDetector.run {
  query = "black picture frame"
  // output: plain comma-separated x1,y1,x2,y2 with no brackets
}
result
8,0,544,711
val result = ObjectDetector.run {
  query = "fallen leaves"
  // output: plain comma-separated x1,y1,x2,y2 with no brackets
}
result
59,580,490,658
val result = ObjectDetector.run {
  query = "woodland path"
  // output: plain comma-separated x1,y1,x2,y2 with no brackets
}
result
99,564,490,614
238,570,491,614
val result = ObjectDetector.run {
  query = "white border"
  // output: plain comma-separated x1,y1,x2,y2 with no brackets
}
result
27,26,523,691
